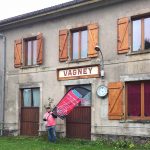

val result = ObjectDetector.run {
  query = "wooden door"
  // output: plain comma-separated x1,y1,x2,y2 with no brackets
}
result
66,85,91,139
21,107,39,136
20,88,40,136
66,106,91,139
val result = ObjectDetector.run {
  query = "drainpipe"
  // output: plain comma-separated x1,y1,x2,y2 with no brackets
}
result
0,34,6,136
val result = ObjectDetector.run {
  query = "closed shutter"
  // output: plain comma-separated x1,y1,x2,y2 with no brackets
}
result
37,33,43,65
88,23,98,58
108,82,124,120
117,17,129,54
59,29,68,62
14,39,22,68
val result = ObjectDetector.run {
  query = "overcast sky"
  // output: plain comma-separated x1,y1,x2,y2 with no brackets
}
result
0,0,71,21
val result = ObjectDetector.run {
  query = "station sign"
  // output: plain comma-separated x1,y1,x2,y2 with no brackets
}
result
57,64,100,81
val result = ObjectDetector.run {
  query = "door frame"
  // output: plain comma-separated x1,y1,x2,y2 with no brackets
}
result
65,84,92,139
18,83,42,136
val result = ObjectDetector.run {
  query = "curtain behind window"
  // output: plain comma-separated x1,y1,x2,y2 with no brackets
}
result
127,82,141,116
33,89,40,107
23,89,31,107
144,82,150,116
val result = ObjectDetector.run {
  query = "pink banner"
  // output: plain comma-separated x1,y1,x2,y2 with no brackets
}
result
53,89,82,119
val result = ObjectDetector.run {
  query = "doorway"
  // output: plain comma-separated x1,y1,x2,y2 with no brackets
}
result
66,85,91,139
20,88,40,136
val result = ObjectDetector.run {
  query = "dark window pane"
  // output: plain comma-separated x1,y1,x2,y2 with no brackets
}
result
72,32,79,59
127,82,141,116
132,20,141,51
144,18,150,50
33,40,37,65
67,85,91,106
23,89,31,107
81,30,88,58
27,41,32,65
81,92,91,106
144,82,150,116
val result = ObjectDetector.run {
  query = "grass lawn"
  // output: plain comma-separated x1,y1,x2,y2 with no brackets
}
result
0,136,149,150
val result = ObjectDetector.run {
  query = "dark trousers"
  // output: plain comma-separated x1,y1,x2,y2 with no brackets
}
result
47,126,56,142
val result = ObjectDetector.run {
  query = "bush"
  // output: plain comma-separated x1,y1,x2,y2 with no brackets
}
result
112,140,135,149
144,141,150,149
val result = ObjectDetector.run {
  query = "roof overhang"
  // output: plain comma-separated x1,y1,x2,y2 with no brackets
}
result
0,0,129,31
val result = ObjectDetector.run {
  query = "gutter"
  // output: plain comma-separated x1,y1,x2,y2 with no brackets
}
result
0,34,6,136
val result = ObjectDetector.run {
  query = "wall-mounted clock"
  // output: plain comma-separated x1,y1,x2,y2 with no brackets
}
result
97,85,108,98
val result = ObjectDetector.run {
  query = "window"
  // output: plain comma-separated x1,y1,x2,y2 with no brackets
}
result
117,16,150,54
59,23,99,62
126,81,150,119
24,38,37,66
71,28,88,60
132,17,150,52
66,85,91,106
14,33,43,68
22,88,40,107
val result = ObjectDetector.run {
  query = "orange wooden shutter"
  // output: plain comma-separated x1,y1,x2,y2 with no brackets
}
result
108,82,124,120
117,17,129,53
37,33,43,65
14,39,22,68
59,29,68,62
88,23,98,58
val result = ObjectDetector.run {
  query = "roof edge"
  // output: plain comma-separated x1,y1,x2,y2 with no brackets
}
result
0,0,127,31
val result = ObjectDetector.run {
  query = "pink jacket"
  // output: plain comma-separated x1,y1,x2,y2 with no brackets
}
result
43,112,56,127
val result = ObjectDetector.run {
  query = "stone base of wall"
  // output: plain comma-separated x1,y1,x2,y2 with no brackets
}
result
2,129,64,137
38,131,47,136
2,129,18,136
93,134,150,144
4,129,150,144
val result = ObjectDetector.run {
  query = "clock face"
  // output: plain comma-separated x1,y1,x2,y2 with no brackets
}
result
97,85,108,97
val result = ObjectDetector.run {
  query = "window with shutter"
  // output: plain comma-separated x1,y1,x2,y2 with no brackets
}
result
59,23,99,62
117,17,129,54
108,82,124,120
14,33,43,68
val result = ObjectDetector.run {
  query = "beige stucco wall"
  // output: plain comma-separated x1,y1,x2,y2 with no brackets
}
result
1,0,150,138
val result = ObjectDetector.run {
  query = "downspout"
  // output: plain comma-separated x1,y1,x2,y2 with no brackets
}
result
0,34,6,136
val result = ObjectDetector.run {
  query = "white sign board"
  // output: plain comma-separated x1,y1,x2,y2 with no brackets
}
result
57,65,100,80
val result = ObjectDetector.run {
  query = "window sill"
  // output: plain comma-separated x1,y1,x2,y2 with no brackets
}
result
127,49,150,56
67,58,91,63
20,65,40,69
120,120,150,124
